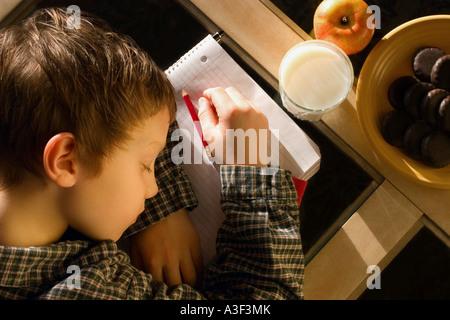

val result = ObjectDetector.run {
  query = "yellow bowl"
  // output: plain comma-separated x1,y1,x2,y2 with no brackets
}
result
356,15,450,189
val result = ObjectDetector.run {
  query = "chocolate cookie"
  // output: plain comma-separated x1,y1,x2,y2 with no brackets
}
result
388,76,419,110
403,82,434,119
437,95,450,132
403,123,433,160
431,55,450,91
381,110,414,147
419,88,449,126
421,131,450,168
413,47,446,82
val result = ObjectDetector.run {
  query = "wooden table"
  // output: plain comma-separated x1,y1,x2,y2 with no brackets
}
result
0,0,39,28
183,0,449,299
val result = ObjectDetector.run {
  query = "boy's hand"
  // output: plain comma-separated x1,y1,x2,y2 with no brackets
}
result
129,209,203,288
198,87,270,166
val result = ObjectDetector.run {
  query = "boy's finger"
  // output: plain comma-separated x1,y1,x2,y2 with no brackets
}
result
163,264,183,287
203,87,235,119
148,264,164,284
225,87,254,109
190,241,204,287
180,256,197,288
198,97,218,130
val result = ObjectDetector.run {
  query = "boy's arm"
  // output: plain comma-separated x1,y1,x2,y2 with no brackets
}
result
122,165,303,300
140,165,303,299
189,87,304,299
202,165,304,299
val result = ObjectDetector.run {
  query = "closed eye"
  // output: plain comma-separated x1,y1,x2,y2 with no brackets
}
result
142,163,152,174
142,147,163,174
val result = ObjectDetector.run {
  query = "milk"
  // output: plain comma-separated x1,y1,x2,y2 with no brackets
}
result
279,41,353,119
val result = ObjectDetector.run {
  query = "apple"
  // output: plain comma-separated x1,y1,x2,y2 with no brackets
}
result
313,0,375,55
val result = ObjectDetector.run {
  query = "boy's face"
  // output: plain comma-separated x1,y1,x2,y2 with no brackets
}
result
62,107,171,242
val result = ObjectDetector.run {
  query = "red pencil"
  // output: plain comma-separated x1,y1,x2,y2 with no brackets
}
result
182,89,211,157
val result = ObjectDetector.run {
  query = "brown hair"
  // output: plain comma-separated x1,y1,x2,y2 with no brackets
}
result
0,7,176,189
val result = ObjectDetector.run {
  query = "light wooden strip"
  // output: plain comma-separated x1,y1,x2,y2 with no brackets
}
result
303,181,422,299
0,0,40,28
348,219,423,299
0,0,23,21
190,0,302,78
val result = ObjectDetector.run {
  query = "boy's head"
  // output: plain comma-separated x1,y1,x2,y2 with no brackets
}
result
0,7,176,190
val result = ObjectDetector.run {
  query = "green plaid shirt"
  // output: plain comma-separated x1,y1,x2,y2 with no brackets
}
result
0,123,304,300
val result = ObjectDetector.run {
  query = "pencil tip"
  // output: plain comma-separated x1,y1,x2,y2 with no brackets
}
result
181,89,187,96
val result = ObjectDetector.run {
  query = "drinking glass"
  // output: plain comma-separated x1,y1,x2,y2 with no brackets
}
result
279,40,354,121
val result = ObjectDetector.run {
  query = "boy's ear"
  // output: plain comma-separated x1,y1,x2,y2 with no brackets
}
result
43,133,78,188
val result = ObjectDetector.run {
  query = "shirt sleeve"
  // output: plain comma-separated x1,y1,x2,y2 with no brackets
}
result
122,120,198,238
200,165,304,299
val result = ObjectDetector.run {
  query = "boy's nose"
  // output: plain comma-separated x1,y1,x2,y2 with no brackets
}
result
145,176,159,199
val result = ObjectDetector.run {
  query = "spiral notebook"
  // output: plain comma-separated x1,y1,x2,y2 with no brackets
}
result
165,34,321,264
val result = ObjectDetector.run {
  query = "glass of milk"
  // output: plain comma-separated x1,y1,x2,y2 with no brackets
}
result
279,40,354,121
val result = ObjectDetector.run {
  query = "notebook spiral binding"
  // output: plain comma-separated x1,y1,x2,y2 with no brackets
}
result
166,31,224,75
166,36,207,75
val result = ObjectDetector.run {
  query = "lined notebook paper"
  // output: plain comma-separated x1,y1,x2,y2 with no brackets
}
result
165,35,321,264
